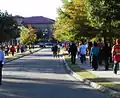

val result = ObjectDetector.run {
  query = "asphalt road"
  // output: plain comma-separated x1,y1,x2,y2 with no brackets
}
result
0,48,109,98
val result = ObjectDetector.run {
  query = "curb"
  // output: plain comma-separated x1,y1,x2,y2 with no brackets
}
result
62,56,120,98
5,48,42,63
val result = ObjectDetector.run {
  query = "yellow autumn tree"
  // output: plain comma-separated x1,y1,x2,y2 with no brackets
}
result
20,26,37,45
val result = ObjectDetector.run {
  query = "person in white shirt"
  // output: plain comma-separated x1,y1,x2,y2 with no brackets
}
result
79,41,87,64
0,46,5,85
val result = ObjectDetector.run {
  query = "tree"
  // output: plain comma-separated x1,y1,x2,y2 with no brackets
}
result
0,11,19,43
54,5,74,42
85,0,120,42
54,0,91,42
36,29,43,39
20,26,37,45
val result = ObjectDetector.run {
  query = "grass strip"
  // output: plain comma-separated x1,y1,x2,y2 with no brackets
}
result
64,55,120,91
65,56,96,79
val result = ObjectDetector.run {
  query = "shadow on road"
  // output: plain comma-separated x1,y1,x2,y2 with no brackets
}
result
0,77,108,98
4,54,65,74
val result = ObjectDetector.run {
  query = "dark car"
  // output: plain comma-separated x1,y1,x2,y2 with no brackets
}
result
45,43,53,48
39,43,45,47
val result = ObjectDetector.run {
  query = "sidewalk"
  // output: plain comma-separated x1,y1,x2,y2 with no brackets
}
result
63,55,120,98
76,59,120,85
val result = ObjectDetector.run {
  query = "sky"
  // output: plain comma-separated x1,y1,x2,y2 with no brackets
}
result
0,0,63,19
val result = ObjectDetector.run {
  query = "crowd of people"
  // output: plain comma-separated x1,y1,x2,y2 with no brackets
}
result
0,39,119,85
51,44,61,58
0,44,34,85
1,44,28,56
65,39,120,74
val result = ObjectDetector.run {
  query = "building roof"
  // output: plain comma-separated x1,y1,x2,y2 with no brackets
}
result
14,15,24,18
23,16,55,24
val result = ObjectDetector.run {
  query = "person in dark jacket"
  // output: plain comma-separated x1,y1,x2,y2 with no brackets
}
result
69,41,77,64
97,39,103,65
52,44,58,58
4,46,9,56
102,43,110,70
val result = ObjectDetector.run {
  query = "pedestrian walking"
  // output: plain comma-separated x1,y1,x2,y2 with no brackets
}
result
10,45,16,56
57,44,60,57
16,45,20,53
52,44,58,58
90,42,99,70
97,38,103,65
4,46,9,56
0,47,5,85
102,43,111,70
112,39,120,74
79,41,87,64
87,41,93,64
69,41,77,64
77,42,81,59
21,45,24,53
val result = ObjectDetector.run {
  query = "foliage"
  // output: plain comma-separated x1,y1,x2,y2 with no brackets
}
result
36,29,43,39
85,0,120,38
0,11,19,43
54,0,120,42
54,0,92,42
20,26,37,45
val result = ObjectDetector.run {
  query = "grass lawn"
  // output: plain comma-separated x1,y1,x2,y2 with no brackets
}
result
64,55,120,92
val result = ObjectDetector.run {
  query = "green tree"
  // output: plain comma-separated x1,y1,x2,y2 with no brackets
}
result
54,0,91,42
85,0,120,42
54,5,74,41
0,11,19,43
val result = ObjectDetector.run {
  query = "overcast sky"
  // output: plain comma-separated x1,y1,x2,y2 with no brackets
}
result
0,0,62,19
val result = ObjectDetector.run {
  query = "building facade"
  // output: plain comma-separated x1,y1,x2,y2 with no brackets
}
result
15,16,55,39
13,16,55,45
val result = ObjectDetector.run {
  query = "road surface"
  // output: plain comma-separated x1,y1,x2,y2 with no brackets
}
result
0,48,109,98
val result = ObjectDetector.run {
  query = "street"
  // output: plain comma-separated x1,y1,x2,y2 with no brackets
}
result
0,48,109,98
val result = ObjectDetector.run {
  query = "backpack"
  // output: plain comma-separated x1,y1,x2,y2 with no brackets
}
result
114,45,120,55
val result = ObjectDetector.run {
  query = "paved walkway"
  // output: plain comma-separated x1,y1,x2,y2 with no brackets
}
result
76,58,120,85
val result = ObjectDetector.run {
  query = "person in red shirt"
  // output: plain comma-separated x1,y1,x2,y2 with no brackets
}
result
10,45,16,56
16,45,20,53
112,39,120,74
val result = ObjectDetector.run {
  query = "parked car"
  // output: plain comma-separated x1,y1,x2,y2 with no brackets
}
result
39,43,45,47
45,43,53,48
